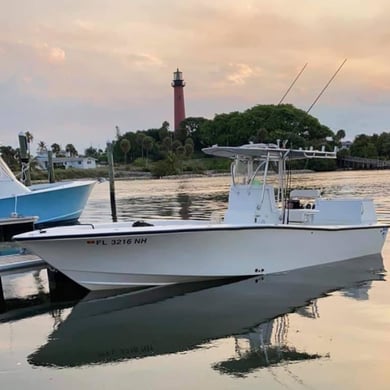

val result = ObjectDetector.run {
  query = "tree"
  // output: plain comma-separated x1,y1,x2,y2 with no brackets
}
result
199,104,335,149
37,141,47,154
180,117,208,150
160,136,173,154
158,122,170,142
350,134,377,158
376,132,390,159
119,138,131,163
161,121,170,131
136,133,146,158
184,139,194,159
51,143,61,155
0,145,18,171
65,143,78,157
335,129,346,141
255,128,268,143
84,146,99,159
142,136,154,160
172,139,182,152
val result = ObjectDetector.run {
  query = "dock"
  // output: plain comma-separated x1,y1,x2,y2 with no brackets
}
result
0,252,88,316
0,216,37,242
0,253,46,275
0,252,47,308
0,215,43,301
0,252,88,313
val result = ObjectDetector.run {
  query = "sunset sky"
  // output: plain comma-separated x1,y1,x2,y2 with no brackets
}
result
1,0,390,153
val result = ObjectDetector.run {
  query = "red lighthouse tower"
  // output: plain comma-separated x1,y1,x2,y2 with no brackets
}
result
172,68,186,135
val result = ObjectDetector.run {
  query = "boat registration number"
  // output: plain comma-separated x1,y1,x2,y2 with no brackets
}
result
86,237,148,246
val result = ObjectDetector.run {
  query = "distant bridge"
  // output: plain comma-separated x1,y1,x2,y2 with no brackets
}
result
338,156,390,169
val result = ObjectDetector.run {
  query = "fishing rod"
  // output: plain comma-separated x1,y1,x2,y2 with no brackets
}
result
278,62,308,105
306,58,347,114
282,58,347,223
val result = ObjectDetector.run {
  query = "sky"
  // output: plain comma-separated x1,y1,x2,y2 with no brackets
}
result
1,0,390,154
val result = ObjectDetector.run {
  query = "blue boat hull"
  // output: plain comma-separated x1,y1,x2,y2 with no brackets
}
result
0,181,95,228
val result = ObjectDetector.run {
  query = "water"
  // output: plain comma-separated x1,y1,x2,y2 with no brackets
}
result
0,170,389,389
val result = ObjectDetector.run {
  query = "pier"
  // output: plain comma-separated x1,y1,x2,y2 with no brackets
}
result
0,216,37,242
0,253,86,313
0,253,45,274
0,253,46,306
338,156,390,169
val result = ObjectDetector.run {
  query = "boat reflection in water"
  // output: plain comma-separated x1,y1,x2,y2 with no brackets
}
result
28,254,385,375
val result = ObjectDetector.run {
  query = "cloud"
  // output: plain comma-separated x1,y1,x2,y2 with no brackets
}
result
34,43,66,64
48,47,66,64
73,19,96,32
126,53,164,68
226,64,255,85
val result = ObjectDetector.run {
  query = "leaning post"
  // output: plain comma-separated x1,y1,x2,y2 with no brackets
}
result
106,141,118,222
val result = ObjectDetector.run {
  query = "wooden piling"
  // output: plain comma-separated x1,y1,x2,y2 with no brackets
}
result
0,277,5,312
47,150,55,183
106,141,118,222
47,268,88,302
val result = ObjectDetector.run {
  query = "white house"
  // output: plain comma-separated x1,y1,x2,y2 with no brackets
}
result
36,153,97,170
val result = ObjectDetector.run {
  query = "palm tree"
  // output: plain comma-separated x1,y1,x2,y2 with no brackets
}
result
51,143,61,155
142,136,154,168
37,141,47,154
161,136,172,152
120,138,131,164
65,144,78,157
136,133,145,158
84,146,99,159
142,136,154,161
184,142,194,159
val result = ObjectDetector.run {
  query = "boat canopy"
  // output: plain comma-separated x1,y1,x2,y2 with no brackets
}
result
202,143,337,161
202,143,337,225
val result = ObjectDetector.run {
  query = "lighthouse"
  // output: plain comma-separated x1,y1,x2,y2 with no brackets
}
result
171,68,186,135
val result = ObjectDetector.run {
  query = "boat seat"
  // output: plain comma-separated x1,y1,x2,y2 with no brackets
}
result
132,220,154,227
290,189,321,199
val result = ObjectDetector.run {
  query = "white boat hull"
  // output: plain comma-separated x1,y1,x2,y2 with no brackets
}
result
11,143,390,292
14,223,388,290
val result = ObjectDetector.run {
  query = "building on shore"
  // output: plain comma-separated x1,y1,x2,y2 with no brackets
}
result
36,152,96,170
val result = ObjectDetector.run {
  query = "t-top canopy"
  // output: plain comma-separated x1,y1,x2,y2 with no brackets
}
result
202,143,337,161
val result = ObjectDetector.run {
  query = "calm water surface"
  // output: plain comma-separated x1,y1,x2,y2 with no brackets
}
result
0,170,389,389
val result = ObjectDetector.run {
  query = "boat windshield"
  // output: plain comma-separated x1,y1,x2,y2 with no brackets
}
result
231,157,269,186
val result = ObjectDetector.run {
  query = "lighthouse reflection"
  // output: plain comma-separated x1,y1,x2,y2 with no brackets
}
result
27,254,384,374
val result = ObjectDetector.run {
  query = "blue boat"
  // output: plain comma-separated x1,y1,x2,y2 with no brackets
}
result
0,154,96,228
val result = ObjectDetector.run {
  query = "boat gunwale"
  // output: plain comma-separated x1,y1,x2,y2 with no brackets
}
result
13,223,389,242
